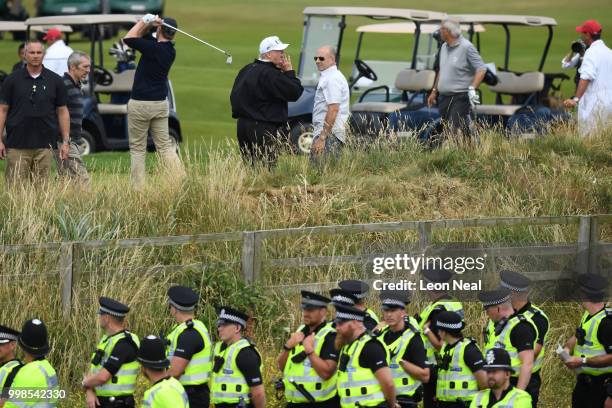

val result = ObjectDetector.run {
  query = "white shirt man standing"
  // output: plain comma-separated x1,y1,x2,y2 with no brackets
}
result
564,20,612,136
310,45,349,159
42,28,73,77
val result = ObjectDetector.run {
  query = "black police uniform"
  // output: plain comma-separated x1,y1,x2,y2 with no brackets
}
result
571,274,612,408
230,59,303,166
94,297,139,408
338,280,379,332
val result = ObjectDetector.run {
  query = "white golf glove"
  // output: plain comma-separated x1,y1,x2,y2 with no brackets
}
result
142,13,157,24
468,86,480,107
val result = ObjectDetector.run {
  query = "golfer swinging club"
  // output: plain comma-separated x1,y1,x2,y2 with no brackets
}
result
123,14,185,189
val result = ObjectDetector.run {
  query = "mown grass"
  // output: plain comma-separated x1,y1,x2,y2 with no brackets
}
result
0,127,610,406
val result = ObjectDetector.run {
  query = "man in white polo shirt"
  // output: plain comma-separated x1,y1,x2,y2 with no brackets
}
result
310,45,349,160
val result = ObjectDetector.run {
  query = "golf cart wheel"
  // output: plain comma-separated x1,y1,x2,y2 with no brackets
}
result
80,129,96,155
290,122,314,155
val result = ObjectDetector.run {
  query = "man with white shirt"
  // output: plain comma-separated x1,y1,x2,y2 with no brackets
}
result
564,20,612,136
310,45,349,160
42,28,74,77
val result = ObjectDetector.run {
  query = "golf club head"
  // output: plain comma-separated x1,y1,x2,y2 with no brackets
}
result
226,55,233,65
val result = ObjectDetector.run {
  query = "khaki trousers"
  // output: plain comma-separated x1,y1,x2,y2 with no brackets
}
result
127,99,184,188
5,148,53,186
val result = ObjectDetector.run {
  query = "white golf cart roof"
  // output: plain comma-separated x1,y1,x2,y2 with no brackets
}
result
0,21,72,32
303,7,447,22
450,14,557,26
25,14,140,26
356,22,485,34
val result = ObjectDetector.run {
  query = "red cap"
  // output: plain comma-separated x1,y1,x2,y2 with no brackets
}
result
576,20,602,35
43,28,62,41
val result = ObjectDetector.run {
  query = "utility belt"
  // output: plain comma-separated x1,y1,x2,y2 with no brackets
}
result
577,373,611,385
97,395,135,408
397,393,422,407
238,117,284,127
184,382,210,394
436,400,469,408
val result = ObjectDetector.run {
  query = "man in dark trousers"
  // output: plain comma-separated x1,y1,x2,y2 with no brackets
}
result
230,35,303,166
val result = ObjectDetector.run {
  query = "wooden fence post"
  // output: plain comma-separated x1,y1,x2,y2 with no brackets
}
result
59,242,73,319
576,216,591,274
588,216,600,274
418,221,432,252
242,232,255,284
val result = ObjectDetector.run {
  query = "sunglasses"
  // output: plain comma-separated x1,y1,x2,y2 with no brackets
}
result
314,56,325,61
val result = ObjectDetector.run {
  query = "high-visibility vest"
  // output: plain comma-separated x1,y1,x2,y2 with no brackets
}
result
436,338,480,402
484,315,536,377
519,304,549,372
0,360,23,390
211,338,262,405
366,308,380,324
4,359,59,408
418,299,464,365
572,307,612,376
469,386,532,407
141,377,189,408
166,319,213,386
337,334,388,407
283,323,338,403
90,331,140,397
380,320,422,398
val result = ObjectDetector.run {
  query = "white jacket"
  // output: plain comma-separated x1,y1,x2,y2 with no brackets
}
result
43,40,74,77
578,40,612,135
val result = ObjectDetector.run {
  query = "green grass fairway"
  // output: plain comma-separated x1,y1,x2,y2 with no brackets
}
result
0,0,611,171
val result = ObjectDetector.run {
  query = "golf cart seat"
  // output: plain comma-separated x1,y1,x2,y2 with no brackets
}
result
351,69,436,113
98,103,127,114
476,71,544,116
95,69,135,93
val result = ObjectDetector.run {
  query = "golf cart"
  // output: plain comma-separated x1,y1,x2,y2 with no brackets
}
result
354,14,570,141
287,6,447,154
36,0,103,16
109,0,163,15
24,14,183,154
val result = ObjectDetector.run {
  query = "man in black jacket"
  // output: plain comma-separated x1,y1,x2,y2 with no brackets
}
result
230,35,303,166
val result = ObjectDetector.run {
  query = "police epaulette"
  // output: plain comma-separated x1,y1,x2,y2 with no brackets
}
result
516,314,526,322
186,320,194,329
406,322,419,334
245,337,257,347
605,307,612,317
413,313,422,323
465,337,478,345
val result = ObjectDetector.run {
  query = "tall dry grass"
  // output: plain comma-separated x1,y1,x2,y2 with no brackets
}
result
0,127,610,407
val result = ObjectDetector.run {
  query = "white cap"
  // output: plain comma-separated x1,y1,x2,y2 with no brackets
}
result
259,36,289,55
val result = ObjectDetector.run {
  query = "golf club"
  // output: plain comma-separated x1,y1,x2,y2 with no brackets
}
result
161,20,233,64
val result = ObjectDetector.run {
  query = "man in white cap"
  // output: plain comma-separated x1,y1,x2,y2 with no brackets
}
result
230,35,303,167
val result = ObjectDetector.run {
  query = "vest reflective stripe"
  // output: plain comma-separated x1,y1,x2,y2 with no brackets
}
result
419,300,464,365
142,377,189,408
90,331,140,397
573,307,612,375
211,338,262,405
337,334,387,408
484,316,536,377
4,360,59,408
437,338,479,402
382,322,421,397
167,319,213,386
519,305,548,373
283,323,338,403
471,388,531,407
0,360,21,389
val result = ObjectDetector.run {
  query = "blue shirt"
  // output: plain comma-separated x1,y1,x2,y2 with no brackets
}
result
123,34,175,101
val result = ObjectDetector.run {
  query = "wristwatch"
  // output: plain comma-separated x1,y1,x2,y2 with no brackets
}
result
572,96,580,103
423,327,431,335
581,356,587,366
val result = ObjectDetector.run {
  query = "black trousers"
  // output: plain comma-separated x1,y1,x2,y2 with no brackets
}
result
184,383,210,408
437,401,469,408
572,373,610,408
237,117,284,166
437,93,473,139
97,395,135,408
510,371,541,408
423,365,437,408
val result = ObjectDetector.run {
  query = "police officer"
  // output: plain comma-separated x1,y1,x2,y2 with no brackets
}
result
378,291,429,407
211,306,266,408
279,291,339,407
415,268,464,408
82,297,140,408
435,311,487,407
334,303,400,408
563,273,611,408
3,319,59,408
0,326,22,393
499,270,549,406
166,285,213,408
478,288,537,402
338,280,380,331
469,348,532,407
138,335,189,408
